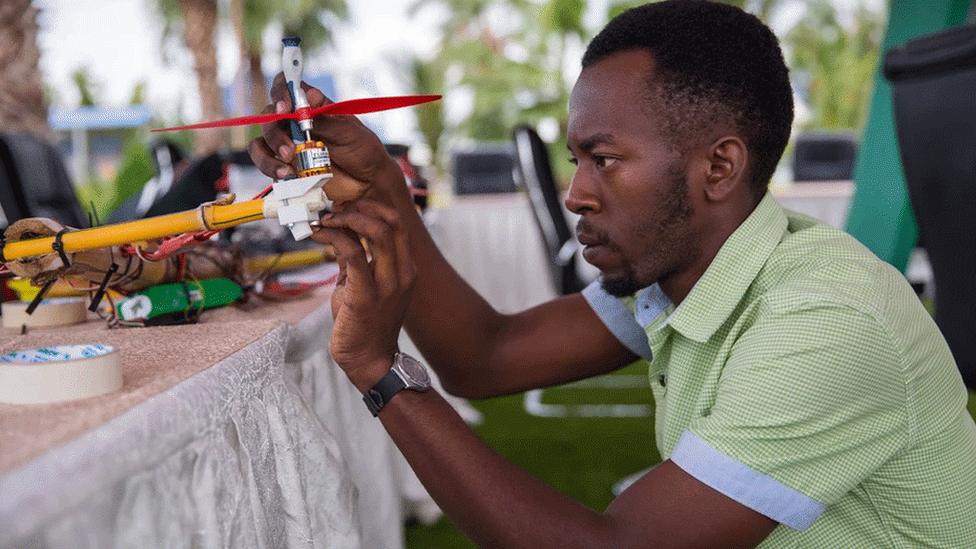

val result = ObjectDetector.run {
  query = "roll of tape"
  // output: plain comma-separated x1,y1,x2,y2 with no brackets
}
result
2,297,88,329
0,344,122,404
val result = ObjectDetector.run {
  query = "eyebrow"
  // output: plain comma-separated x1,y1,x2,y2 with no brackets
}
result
573,133,616,153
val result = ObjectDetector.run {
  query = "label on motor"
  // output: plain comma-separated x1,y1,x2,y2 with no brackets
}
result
300,147,331,170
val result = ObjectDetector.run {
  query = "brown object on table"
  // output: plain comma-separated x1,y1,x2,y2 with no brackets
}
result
0,287,331,473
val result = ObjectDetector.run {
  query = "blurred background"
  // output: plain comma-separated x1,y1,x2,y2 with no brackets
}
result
7,0,884,218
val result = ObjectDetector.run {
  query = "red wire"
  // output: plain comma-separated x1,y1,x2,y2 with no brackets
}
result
137,182,275,261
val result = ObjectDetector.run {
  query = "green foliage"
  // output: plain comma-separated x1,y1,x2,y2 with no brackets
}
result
240,0,348,54
412,58,446,162
70,67,99,107
414,0,885,175
129,81,147,105
787,0,884,131
76,134,154,222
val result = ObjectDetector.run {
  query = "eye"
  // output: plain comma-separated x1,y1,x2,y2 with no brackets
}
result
594,155,618,169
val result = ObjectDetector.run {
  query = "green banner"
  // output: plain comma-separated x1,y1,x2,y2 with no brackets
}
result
845,0,971,271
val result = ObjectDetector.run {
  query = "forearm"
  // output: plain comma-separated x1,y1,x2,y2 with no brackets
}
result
377,388,616,548
372,165,510,387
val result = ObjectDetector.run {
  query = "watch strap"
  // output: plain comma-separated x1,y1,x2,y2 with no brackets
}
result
363,368,406,417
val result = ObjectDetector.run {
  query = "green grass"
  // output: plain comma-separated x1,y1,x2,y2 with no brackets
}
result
406,368,976,548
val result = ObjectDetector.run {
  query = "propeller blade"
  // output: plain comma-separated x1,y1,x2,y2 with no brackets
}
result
309,95,442,117
151,111,297,132
151,95,441,133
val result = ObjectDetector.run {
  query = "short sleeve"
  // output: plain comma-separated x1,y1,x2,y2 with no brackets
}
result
581,279,652,360
670,303,911,531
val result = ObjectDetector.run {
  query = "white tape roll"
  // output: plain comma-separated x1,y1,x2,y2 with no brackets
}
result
2,298,88,329
0,344,122,404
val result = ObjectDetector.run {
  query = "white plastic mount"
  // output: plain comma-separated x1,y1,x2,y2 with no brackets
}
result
262,172,333,240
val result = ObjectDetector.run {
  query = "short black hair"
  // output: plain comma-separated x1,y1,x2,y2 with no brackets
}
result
583,0,794,200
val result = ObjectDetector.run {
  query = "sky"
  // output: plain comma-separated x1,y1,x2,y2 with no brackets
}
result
35,0,885,147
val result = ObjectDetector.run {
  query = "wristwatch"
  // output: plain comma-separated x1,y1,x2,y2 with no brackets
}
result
363,352,431,417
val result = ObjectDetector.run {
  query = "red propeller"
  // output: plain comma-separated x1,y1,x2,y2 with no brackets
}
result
152,94,442,133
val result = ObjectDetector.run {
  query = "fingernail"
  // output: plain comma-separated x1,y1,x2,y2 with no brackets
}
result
275,101,287,114
276,166,292,178
278,145,292,159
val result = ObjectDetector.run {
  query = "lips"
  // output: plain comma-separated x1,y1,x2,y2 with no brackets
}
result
576,233,603,247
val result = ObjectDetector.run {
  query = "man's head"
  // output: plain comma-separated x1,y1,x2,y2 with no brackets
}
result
566,0,793,297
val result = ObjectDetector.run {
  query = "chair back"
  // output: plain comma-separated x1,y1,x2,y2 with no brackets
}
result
0,132,87,229
512,124,585,294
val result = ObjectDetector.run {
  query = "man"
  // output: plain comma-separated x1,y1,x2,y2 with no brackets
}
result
250,2,976,547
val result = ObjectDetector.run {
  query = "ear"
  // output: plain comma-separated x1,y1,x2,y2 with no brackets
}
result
703,136,748,202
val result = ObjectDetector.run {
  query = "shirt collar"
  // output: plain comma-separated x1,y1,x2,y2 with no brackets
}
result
666,192,788,343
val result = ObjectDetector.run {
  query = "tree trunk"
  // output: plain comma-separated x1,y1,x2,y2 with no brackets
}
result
248,51,267,114
181,0,224,155
228,0,248,148
0,0,50,140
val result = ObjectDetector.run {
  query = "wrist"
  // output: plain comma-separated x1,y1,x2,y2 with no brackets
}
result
346,355,396,393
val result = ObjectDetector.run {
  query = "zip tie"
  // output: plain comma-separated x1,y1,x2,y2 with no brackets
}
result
52,229,70,268
25,279,56,315
89,262,119,312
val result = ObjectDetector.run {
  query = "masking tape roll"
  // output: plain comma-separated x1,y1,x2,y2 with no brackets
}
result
0,344,122,404
2,297,88,329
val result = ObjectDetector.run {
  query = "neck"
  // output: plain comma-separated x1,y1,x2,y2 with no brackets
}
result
659,204,754,305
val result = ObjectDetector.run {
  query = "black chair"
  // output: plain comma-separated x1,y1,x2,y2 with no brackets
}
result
792,132,858,182
512,124,586,295
0,132,88,229
451,147,517,195
109,151,222,223
885,24,976,388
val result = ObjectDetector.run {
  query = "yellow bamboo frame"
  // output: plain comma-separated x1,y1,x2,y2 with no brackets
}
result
243,248,334,274
1,199,266,262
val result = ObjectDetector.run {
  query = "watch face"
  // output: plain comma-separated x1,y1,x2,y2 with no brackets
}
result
398,353,431,387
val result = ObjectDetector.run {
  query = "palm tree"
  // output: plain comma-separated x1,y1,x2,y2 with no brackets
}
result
232,0,348,114
0,0,50,140
157,0,223,155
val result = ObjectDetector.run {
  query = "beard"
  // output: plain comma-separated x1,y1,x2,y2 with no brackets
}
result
599,164,696,297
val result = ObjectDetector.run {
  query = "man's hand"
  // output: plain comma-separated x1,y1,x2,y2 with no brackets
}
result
312,200,416,391
247,73,412,205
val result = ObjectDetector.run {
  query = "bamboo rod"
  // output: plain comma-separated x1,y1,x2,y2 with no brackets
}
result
243,248,334,274
2,199,266,261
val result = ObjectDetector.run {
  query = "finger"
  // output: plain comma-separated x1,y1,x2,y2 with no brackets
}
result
273,73,391,183
258,101,298,168
301,82,331,108
349,199,401,230
353,200,413,286
269,73,291,108
319,212,398,295
247,135,293,179
315,227,373,297
323,165,369,204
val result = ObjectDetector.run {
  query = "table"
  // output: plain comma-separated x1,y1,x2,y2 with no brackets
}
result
771,180,854,229
0,285,422,549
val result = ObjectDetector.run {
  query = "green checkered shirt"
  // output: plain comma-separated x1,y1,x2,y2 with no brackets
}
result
632,193,976,547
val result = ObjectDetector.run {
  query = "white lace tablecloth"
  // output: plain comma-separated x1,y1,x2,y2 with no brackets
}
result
0,296,418,549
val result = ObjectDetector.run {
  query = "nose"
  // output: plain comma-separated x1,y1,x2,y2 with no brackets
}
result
564,170,601,215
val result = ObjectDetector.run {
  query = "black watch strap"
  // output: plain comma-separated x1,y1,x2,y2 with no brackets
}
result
363,368,406,417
